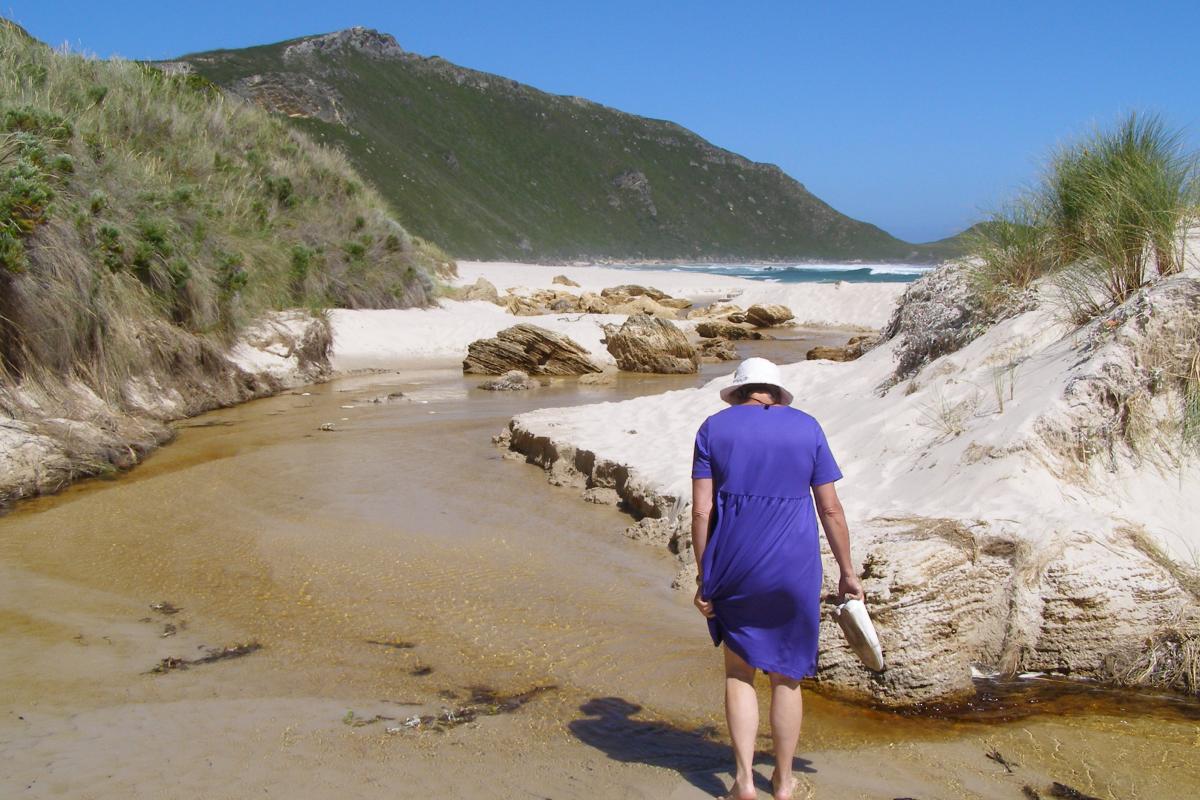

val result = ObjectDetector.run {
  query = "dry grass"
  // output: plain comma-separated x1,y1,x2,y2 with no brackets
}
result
1103,614,1200,696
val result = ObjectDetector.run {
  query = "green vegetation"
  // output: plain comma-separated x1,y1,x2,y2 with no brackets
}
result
176,29,957,262
970,113,1198,318
0,19,447,394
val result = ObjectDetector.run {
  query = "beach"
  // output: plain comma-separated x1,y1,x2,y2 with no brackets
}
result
2,262,1198,799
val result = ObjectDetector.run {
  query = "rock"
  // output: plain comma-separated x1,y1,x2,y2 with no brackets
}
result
687,302,743,320
578,369,618,385
501,294,548,316
698,338,738,361
602,314,698,374
606,295,680,320
478,370,537,391
552,274,581,287
658,297,693,310
601,284,669,301
807,336,870,362
577,292,609,314
463,324,601,375
746,303,795,327
694,321,762,340
465,277,501,303
582,486,620,505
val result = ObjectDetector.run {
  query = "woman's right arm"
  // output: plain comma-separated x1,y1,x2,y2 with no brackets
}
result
691,477,715,617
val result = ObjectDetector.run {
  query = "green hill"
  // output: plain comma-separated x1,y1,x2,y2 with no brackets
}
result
170,27,958,263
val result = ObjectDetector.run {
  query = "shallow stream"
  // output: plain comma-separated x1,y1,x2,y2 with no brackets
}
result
2,332,1197,799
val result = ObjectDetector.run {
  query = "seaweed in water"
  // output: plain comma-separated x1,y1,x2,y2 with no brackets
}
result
148,642,262,674
365,638,416,650
382,685,558,734
1048,784,1101,800
985,747,1018,773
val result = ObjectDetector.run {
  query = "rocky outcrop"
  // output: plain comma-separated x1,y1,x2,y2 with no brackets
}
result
463,324,601,376
552,274,581,287
746,303,795,327
695,321,763,340
601,285,670,301
602,315,698,374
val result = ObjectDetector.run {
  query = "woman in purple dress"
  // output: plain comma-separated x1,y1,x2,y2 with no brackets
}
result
691,358,863,800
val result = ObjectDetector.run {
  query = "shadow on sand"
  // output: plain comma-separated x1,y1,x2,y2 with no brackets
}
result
568,697,814,797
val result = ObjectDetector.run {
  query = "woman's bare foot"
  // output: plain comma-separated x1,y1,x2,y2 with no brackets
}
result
722,777,757,800
770,769,796,800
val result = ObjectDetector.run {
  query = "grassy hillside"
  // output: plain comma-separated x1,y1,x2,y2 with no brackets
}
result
172,28,957,263
0,19,447,397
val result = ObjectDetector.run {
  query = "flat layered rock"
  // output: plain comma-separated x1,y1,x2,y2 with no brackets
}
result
695,320,763,340
602,314,698,374
463,324,601,375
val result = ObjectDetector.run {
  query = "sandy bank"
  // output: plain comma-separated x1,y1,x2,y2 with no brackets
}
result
502,264,1200,707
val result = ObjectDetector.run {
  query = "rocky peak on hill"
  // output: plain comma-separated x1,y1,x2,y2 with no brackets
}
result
283,27,405,62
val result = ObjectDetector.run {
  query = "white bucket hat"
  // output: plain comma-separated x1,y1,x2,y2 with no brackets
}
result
719,357,794,405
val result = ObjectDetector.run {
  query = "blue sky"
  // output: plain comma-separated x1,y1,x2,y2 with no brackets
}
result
7,1,1200,243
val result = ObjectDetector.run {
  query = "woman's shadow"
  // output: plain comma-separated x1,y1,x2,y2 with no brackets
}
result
568,697,814,797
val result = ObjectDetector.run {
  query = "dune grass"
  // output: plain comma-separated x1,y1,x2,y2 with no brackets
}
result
0,19,450,407
970,113,1197,318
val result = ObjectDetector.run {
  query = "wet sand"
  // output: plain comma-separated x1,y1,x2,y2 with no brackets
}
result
2,335,1198,799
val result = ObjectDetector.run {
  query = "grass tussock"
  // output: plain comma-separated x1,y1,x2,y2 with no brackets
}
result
0,18,451,408
969,113,1198,319
1104,615,1200,696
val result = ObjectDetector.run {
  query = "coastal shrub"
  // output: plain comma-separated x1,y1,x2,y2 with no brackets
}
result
0,16,448,408
970,113,1198,320
967,206,1052,314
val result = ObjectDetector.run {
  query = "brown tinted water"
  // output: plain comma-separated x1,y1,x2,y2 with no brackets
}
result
2,334,1198,799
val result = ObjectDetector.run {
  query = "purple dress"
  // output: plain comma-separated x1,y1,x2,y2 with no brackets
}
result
692,404,842,679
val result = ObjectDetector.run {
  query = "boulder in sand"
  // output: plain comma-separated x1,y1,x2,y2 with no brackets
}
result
806,335,871,362
501,294,549,316
695,320,763,340
552,274,581,287
452,277,501,304
697,338,738,361
602,314,699,374
577,292,610,314
463,324,601,375
746,303,795,327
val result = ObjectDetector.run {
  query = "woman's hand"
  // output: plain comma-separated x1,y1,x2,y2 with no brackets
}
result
838,572,865,601
694,587,715,618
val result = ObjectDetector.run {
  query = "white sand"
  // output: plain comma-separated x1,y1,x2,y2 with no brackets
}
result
509,286,1199,563
324,262,908,371
458,260,908,329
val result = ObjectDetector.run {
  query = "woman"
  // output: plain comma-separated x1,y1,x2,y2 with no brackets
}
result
691,357,863,800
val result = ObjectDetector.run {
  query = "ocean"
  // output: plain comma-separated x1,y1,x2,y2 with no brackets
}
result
604,262,931,284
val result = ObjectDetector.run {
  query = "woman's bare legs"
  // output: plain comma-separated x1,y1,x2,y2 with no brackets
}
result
767,672,803,800
723,646,758,800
